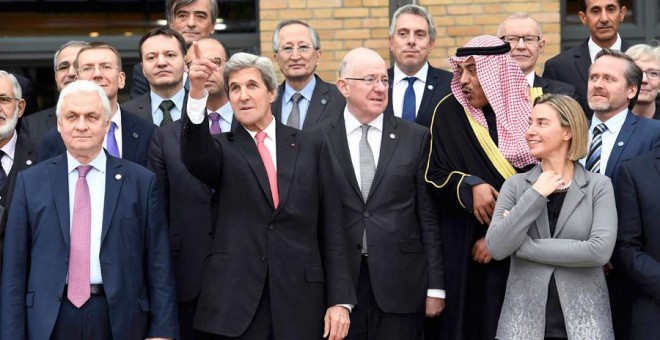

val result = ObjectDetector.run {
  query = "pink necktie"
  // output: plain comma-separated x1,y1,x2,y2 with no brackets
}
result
256,131,279,208
67,165,92,308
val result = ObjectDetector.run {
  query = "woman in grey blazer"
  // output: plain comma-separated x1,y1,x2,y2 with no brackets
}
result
486,94,617,340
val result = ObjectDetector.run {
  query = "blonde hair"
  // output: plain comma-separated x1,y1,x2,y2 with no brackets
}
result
533,94,588,160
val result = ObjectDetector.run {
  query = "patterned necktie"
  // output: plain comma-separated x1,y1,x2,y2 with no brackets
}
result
209,112,222,134
402,77,417,121
0,150,6,189
286,93,303,129
359,125,375,255
106,122,120,158
256,131,279,208
159,99,175,127
585,123,608,173
67,165,92,308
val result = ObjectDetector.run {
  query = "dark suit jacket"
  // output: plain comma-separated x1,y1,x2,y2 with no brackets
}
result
37,109,156,166
147,120,215,302
121,92,153,123
385,64,453,128
603,111,660,184
614,148,660,340
0,153,178,339
18,106,57,147
324,113,443,313
271,74,345,131
130,63,150,99
543,38,632,118
533,74,578,98
181,115,356,338
12,73,39,116
0,133,37,278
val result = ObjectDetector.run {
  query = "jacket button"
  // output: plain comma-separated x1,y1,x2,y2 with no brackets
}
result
363,211,370,218
56,296,62,302
261,255,268,261
268,225,274,230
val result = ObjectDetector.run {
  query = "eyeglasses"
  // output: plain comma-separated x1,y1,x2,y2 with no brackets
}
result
344,76,389,87
0,95,20,105
55,62,75,73
77,64,120,76
278,45,313,55
500,35,541,46
642,69,660,80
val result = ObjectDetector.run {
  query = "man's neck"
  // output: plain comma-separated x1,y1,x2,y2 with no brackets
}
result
595,106,628,122
397,63,424,77
207,93,228,112
592,36,617,49
152,83,183,100
286,75,314,92
110,100,119,116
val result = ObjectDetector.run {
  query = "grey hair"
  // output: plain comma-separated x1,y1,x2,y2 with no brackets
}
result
223,53,278,95
272,20,321,53
389,4,437,41
0,70,23,99
56,80,112,121
625,41,660,63
497,12,543,37
593,48,643,110
53,41,89,72
166,0,218,31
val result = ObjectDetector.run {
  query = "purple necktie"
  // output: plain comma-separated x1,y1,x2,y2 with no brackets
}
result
106,122,120,157
67,165,92,308
209,112,222,134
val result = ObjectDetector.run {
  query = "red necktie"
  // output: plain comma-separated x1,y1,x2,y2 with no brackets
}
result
67,165,92,308
256,131,279,208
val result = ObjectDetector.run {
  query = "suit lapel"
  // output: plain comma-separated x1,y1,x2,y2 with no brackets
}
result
101,155,123,245
554,165,587,236
49,155,72,248
328,117,362,200
605,111,635,177
271,83,285,124
274,124,298,212
416,67,439,125
232,127,275,208
574,40,592,88
302,77,330,129
369,115,400,198
525,166,552,239
120,111,139,161
5,134,36,204
656,149,660,175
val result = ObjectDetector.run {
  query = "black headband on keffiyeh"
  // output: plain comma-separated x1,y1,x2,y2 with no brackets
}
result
449,35,537,169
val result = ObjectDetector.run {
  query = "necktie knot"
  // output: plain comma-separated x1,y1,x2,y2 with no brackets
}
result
77,165,92,178
256,131,267,144
594,123,608,135
360,124,370,137
292,92,303,103
405,77,417,86
159,100,175,112
209,112,220,122
108,121,116,133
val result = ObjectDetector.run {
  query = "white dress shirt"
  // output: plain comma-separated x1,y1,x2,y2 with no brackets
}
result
582,108,628,174
103,107,123,158
391,62,428,119
0,131,18,176
588,35,622,63
66,150,106,284
150,87,186,125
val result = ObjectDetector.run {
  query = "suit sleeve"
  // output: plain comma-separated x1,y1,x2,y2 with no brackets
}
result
486,177,548,261
515,177,617,267
147,129,170,218
542,60,557,80
144,174,179,338
0,173,30,339
613,161,660,302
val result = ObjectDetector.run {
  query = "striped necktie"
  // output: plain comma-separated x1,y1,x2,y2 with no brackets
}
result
585,123,608,173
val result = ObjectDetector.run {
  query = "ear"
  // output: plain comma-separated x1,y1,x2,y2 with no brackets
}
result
563,127,573,141
16,99,26,119
389,35,395,52
118,71,126,90
268,88,276,104
428,38,435,52
538,38,546,54
627,85,638,100
578,11,587,26
619,6,627,22
315,49,322,67
336,78,350,98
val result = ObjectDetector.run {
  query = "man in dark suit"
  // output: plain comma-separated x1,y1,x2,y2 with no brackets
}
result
386,4,452,128
130,0,217,98
271,20,344,131
497,13,578,102
20,41,89,147
327,47,444,340
1,80,178,339
123,27,188,125
182,46,355,339
614,148,660,340
586,48,660,339
543,0,631,117
146,36,234,340
0,71,37,278
10,73,39,116
39,43,155,166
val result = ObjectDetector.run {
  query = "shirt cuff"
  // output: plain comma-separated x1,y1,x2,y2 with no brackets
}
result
186,90,208,124
337,304,354,313
427,289,446,299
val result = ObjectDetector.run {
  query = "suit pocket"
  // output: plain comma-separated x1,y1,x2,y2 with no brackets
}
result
137,298,151,312
304,265,326,283
25,292,34,307
399,239,423,253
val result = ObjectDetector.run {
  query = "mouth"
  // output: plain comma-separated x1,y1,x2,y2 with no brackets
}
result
155,70,173,77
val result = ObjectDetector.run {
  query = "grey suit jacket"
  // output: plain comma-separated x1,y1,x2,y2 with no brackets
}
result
486,163,616,340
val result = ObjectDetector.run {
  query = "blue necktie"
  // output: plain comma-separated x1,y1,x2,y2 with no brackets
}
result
585,123,608,173
106,122,120,157
402,77,417,121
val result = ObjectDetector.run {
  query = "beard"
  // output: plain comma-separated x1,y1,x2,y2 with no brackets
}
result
0,107,19,140
588,98,611,113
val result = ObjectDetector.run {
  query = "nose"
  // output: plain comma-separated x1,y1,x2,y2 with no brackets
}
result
187,15,195,27
66,64,77,78
374,79,387,92
407,33,416,45
514,37,526,49
459,71,470,86
156,54,168,66
74,115,88,130
641,72,649,83
91,65,103,78
239,87,250,101
598,10,608,23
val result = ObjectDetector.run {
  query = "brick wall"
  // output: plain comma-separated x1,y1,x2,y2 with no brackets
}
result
259,0,561,82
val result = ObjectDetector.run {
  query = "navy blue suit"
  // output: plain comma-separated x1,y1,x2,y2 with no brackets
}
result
614,148,660,340
37,109,155,166
0,153,178,339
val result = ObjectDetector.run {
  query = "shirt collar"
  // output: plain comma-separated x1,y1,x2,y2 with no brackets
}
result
591,108,628,135
149,87,185,115
215,102,233,123
588,34,622,63
343,107,384,135
66,148,107,173
244,115,277,142
525,72,536,88
111,107,122,130
393,62,428,85
284,75,317,103
1,131,18,161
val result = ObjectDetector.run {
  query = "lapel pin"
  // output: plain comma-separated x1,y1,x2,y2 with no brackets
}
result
26,159,33,166
321,99,327,105
617,141,624,147
290,143,296,147
115,174,122,180
133,132,139,138
389,133,396,139
427,84,434,90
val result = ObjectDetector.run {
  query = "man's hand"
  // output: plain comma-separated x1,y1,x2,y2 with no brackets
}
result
323,305,351,339
472,237,492,264
186,41,218,99
472,183,498,225
425,297,445,317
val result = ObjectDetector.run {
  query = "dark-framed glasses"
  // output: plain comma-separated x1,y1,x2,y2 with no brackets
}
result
500,35,541,45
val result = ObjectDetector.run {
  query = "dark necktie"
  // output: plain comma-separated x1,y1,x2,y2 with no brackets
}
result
0,150,6,189
209,112,222,134
67,165,92,308
586,123,608,173
359,125,375,254
286,93,303,129
402,77,417,121
159,100,175,127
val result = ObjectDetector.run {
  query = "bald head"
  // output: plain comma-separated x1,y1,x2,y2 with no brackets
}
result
337,48,388,124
